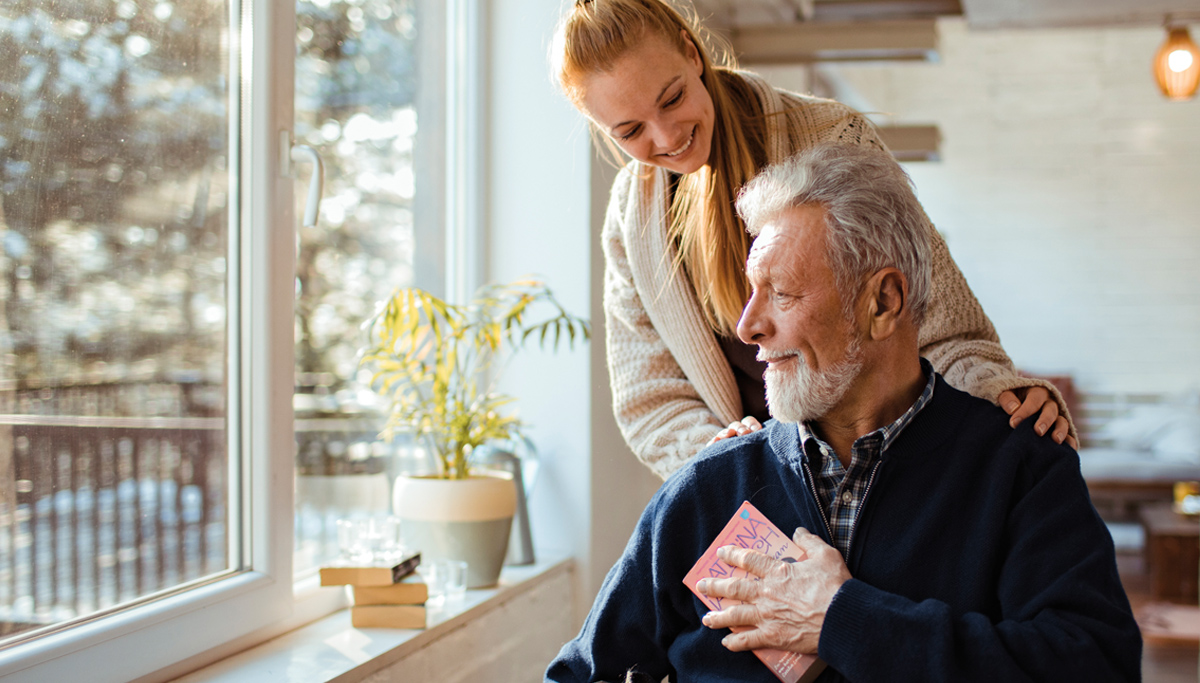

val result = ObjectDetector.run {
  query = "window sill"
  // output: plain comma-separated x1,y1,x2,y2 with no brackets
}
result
171,556,574,683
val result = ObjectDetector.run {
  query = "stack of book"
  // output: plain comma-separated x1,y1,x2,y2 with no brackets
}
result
320,551,428,629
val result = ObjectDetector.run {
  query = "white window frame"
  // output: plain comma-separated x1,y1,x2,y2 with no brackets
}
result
445,0,485,303
0,0,297,679
0,0,478,677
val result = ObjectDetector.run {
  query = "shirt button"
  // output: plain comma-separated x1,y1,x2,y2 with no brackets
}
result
841,490,853,504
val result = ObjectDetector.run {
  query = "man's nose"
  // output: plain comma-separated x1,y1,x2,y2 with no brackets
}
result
737,292,767,345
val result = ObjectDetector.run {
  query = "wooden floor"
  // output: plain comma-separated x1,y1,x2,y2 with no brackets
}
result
1118,553,1199,682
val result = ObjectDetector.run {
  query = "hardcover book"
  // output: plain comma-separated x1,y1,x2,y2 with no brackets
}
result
682,500,826,683
350,604,426,629
351,575,429,605
319,551,422,587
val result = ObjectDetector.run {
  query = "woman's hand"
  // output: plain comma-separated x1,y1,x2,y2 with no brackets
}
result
997,386,1077,449
707,416,763,446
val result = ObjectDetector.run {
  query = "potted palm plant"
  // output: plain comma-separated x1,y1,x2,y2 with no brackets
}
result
361,278,588,587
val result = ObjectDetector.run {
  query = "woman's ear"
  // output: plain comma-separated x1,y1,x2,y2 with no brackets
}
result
864,268,908,341
681,30,703,72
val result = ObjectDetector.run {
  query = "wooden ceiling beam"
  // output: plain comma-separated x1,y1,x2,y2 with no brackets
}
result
877,125,942,162
732,18,940,64
810,0,961,22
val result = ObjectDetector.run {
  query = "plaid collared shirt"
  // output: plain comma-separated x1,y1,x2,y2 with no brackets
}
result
800,359,937,560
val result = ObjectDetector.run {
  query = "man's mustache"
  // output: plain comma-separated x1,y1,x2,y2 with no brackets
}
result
757,349,805,365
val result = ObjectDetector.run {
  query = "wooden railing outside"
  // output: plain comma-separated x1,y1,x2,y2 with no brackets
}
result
0,373,409,643
0,415,227,638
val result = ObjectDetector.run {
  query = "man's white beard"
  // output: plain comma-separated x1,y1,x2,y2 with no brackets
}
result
763,336,864,424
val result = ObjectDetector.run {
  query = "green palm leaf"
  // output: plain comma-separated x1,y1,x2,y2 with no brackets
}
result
360,277,590,479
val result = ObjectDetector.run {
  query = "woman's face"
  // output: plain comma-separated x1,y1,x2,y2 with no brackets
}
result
579,32,715,175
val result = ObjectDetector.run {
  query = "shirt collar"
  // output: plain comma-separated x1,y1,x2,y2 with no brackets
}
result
798,358,936,455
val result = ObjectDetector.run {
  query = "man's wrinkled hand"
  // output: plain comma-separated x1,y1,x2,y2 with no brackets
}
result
696,527,850,655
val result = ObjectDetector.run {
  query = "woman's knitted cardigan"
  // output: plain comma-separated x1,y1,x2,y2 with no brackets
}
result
601,71,1074,479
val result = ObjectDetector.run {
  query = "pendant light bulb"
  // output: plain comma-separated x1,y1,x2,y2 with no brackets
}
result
1154,24,1200,100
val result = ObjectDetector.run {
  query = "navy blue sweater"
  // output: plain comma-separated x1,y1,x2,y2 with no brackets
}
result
547,376,1141,683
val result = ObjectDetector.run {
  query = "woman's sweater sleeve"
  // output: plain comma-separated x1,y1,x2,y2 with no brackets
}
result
837,115,1077,441
602,169,726,479
920,230,1077,440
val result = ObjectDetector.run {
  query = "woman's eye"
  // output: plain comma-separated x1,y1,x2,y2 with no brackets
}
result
664,89,683,107
619,125,641,141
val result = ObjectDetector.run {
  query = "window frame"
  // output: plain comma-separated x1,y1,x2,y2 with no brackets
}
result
0,0,297,678
445,0,484,303
0,0,477,677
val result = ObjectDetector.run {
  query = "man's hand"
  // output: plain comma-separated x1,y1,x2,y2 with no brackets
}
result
696,527,851,654
706,416,764,446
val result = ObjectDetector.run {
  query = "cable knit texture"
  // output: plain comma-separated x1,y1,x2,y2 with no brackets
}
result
603,71,1074,479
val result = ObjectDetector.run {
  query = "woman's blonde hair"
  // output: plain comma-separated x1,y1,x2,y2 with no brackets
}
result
552,0,766,336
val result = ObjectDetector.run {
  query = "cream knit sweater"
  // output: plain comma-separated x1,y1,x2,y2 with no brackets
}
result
601,72,1073,479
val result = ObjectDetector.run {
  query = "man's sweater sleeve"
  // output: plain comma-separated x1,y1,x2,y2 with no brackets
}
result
816,440,1141,683
545,490,683,683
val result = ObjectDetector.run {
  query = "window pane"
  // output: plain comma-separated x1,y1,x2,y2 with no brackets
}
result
293,0,432,575
0,0,231,644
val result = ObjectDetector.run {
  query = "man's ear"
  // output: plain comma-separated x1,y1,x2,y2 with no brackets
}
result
862,268,908,341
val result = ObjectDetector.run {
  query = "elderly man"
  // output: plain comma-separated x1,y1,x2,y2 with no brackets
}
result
545,143,1141,683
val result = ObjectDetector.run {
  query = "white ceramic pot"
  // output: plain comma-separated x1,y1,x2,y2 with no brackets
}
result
392,470,517,588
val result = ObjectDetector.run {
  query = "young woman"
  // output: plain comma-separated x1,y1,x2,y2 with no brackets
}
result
552,0,1075,479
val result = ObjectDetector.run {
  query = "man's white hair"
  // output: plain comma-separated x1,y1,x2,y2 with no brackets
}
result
736,142,932,326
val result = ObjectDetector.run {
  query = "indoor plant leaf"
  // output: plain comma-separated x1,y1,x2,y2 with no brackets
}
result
360,277,589,480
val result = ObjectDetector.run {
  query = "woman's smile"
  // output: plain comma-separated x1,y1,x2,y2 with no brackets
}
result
662,126,695,158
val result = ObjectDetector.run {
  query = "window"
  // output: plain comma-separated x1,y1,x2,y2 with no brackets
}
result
0,0,235,642
291,0,445,576
0,0,460,680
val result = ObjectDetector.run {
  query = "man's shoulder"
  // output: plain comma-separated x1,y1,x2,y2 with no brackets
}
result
647,421,811,564
691,420,791,469
925,375,1082,478
927,374,1013,434
658,421,793,500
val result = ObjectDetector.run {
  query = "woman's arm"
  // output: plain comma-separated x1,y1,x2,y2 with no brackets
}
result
919,230,1077,444
827,110,1078,444
601,169,728,479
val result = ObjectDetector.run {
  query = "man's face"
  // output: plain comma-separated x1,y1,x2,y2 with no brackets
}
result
736,204,864,424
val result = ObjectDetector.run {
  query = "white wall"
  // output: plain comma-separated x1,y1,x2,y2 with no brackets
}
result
484,0,661,629
798,19,1200,395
